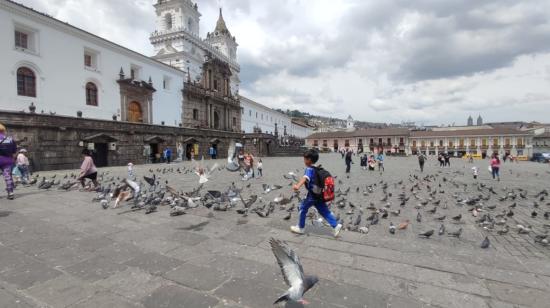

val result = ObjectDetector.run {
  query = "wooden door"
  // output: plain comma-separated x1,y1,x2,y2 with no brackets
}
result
128,101,143,123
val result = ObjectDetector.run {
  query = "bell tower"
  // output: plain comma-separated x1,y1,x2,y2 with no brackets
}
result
205,8,238,62
150,0,202,71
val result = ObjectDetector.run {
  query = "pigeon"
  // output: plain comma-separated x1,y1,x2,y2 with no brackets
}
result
389,222,396,234
270,238,318,305
480,236,490,249
448,228,462,238
452,214,462,222
398,220,410,230
419,230,434,238
170,206,186,216
438,224,445,235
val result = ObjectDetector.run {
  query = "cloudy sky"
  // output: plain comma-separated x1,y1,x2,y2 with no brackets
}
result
18,0,550,125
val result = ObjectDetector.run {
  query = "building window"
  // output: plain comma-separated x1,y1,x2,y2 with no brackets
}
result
192,109,199,120
232,117,237,127
493,138,499,147
85,82,98,106
256,112,258,118
313,140,319,147
14,24,38,53
14,30,28,49
430,141,434,147
16,67,36,97
387,138,391,145
249,110,252,117
84,54,92,67
412,140,417,147
370,138,374,145
439,140,444,147
165,13,173,30
213,79,218,90
163,77,171,90
323,140,328,147
345,140,350,147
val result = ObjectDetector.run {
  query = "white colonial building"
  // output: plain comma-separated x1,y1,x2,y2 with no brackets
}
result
240,96,291,135
0,0,185,126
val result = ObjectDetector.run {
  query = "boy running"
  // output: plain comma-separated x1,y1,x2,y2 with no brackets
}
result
291,149,343,237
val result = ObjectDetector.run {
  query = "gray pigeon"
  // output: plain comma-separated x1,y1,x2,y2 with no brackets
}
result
270,238,318,305
480,236,490,249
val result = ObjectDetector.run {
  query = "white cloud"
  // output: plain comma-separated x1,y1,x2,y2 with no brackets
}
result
15,0,550,124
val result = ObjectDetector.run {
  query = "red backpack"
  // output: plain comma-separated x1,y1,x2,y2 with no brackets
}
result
312,166,335,203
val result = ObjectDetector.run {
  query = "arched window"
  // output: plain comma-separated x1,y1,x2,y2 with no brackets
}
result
17,67,36,97
85,82,98,106
165,13,172,30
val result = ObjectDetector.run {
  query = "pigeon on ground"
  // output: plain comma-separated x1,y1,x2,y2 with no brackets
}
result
270,238,318,305
419,230,434,238
480,236,490,249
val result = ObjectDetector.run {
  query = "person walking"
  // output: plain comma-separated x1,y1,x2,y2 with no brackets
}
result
345,150,353,174
376,152,385,172
418,153,427,173
0,123,17,200
444,152,451,167
291,149,342,237
490,154,501,181
209,146,217,160
78,149,99,189
437,153,444,167
164,147,172,164
16,149,30,184
257,158,263,177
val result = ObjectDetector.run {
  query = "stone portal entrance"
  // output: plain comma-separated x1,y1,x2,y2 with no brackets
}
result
117,70,156,124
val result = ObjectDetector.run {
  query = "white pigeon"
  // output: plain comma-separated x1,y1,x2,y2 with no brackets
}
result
194,158,219,184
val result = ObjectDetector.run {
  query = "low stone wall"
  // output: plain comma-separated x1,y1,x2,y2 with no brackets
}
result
0,111,242,171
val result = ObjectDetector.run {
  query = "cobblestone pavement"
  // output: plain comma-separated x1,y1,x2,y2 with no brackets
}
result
1,154,550,308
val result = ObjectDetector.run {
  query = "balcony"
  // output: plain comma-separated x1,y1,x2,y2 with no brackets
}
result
183,82,239,106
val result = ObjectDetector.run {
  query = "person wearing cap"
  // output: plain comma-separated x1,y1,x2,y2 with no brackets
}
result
0,123,17,200
16,149,30,184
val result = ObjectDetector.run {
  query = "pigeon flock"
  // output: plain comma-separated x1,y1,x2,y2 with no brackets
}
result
11,156,550,305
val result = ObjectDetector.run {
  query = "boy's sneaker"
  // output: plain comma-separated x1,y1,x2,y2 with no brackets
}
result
290,225,305,235
333,224,343,237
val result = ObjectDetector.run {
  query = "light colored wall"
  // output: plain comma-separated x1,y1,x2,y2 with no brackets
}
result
240,97,291,135
0,3,184,126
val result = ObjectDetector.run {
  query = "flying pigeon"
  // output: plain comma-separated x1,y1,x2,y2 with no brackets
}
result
270,238,318,305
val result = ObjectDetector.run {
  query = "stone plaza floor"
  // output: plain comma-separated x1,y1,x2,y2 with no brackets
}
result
0,154,550,308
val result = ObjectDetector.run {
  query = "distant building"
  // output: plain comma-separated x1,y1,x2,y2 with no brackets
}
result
467,115,474,126
306,126,534,157
346,115,355,131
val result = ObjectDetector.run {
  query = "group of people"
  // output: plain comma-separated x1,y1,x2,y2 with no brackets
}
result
238,150,263,180
437,152,452,167
359,153,385,172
